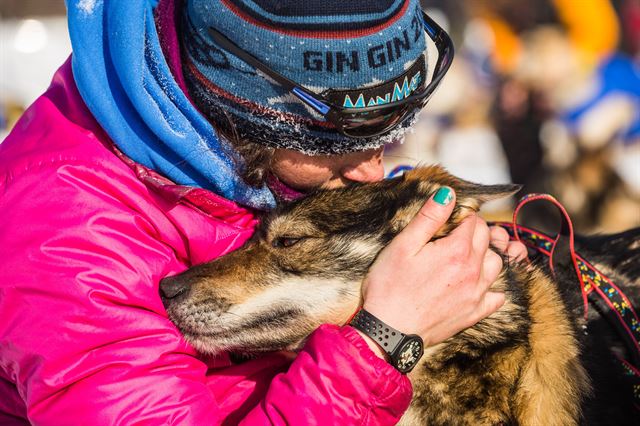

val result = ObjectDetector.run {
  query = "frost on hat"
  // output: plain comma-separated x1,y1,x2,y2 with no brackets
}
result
182,0,428,154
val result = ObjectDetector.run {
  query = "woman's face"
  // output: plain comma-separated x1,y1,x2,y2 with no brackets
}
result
271,147,385,191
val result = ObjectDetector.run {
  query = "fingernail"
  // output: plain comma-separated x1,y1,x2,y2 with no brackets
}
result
433,187,453,205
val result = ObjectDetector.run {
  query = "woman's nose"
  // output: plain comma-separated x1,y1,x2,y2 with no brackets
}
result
340,148,385,183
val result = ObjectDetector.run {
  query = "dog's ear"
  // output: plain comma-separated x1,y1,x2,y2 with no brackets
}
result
404,165,521,207
452,180,522,212
402,165,521,233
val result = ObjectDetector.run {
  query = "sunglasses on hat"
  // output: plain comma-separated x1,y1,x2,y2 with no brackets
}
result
208,11,454,139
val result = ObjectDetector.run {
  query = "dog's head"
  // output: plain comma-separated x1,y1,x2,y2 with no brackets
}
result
160,165,520,355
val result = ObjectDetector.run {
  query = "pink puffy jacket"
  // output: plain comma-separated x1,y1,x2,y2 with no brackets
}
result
0,60,412,425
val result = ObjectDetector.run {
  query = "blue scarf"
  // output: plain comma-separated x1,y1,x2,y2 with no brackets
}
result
66,0,276,210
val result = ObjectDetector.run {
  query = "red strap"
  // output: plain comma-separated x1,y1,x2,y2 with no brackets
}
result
512,194,589,319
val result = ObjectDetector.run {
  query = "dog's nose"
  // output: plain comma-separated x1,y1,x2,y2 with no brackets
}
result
159,276,189,300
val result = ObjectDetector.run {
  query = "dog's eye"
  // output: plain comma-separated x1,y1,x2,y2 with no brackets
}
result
272,237,302,248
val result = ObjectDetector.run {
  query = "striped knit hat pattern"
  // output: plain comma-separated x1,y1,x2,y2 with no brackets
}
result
182,0,428,155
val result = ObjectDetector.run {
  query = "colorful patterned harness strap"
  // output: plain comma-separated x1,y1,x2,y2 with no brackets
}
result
492,193,640,408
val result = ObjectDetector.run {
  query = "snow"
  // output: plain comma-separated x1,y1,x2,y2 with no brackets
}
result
78,0,99,15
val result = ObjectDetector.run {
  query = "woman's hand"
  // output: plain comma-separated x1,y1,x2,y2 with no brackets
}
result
358,187,525,355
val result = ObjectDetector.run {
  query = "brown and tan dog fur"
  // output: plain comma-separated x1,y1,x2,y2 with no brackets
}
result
161,165,638,425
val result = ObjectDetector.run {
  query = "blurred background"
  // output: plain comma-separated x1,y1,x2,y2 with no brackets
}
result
1,0,639,233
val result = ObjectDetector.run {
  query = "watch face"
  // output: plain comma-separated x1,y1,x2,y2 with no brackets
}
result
395,337,424,373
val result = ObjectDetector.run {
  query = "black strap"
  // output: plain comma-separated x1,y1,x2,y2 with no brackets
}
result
350,309,407,355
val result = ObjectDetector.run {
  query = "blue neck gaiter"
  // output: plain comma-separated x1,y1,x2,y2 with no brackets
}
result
66,0,276,210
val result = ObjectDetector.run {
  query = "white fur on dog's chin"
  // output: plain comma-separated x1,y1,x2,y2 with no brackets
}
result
228,276,359,319
182,276,360,355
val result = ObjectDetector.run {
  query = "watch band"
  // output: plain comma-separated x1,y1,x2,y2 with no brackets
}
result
350,309,406,355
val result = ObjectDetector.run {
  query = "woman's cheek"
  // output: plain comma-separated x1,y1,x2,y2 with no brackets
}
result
270,160,335,191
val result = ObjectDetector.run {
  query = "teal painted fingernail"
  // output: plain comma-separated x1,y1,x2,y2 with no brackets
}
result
433,187,453,205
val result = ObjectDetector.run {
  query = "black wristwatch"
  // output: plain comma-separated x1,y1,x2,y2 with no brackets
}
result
350,309,424,373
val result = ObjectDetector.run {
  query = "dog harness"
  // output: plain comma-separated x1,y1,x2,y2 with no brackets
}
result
493,193,640,409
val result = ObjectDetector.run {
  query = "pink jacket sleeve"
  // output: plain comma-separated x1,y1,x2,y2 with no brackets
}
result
0,131,412,425
238,325,412,425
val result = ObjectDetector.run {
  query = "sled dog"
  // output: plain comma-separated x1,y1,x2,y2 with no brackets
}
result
161,165,639,425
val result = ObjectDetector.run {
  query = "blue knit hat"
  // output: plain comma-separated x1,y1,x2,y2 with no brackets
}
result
182,0,429,155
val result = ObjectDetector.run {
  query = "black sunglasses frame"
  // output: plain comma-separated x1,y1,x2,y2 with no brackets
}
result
208,11,454,138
